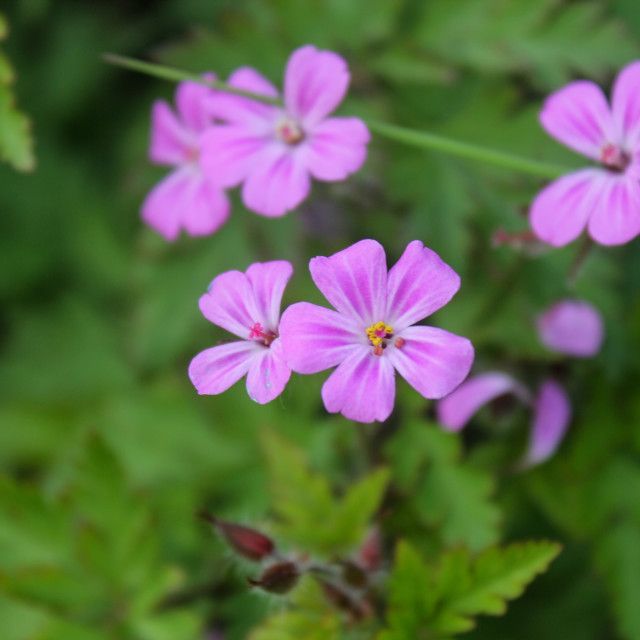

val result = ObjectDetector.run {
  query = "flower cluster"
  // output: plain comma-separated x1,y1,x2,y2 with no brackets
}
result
437,299,604,466
136,44,626,456
189,239,474,423
142,46,370,240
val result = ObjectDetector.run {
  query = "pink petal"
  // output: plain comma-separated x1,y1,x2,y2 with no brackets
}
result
587,175,640,246
211,67,279,125
142,168,228,241
245,338,291,404
241,146,311,217
245,260,293,331
306,117,370,181
149,101,192,166
279,302,362,374
181,177,230,237
199,270,260,339
530,169,604,247
524,379,571,467
176,78,216,133
188,340,260,395
200,125,267,188
537,299,604,357
321,347,395,423
386,241,461,331
387,325,474,400
612,60,640,146
309,239,388,326
540,80,615,160
284,45,350,127
436,372,530,432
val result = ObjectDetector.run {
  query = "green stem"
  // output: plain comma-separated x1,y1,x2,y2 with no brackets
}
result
102,53,282,105
366,121,570,179
104,53,573,179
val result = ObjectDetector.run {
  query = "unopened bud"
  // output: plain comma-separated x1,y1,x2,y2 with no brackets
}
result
358,527,382,572
248,561,300,594
199,511,275,561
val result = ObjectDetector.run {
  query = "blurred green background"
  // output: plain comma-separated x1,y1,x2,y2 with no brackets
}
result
2,0,640,638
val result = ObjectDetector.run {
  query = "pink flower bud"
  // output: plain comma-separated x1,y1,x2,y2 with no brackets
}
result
248,561,300,594
358,527,382,572
200,512,275,561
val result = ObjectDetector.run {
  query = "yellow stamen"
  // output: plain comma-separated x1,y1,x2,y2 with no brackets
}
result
365,321,393,347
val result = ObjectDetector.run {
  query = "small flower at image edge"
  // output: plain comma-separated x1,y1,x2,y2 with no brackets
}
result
279,240,474,423
537,299,604,357
201,45,370,217
142,78,230,240
531,60,640,246
189,260,293,403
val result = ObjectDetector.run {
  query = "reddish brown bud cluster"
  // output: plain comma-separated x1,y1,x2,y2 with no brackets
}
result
199,511,275,561
248,561,300,594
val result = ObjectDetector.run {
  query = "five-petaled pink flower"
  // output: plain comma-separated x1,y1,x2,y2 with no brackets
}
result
437,373,571,468
189,261,293,404
531,61,640,247
142,79,230,240
201,45,370,218
279,240,474,423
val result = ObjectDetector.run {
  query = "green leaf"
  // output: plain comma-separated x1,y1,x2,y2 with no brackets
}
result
0,13,34,171
379,540,560,638
387,423,500,551
415,0,635,89
429,541,562,635
377,541,431,640
262,430,389,555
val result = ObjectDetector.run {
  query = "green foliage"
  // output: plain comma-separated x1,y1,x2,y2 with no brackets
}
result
2,0,640,638
379,540,561,639
387,423,501,552
249,578,342,640
414,0,636,89
0,12,33,171
0,437,201,640
262,430,389,555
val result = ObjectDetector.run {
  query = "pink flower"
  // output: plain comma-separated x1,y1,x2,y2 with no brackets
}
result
531,61,640,246
437,373,571,467
537,299,604,357
189,261,293,404
201,45,370,218
279,240,474,423
142,79,230,240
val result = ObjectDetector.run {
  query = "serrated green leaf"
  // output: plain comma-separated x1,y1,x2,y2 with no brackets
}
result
379,540,560,639
377,541,431,640
262,430,388,555
430,541,562,635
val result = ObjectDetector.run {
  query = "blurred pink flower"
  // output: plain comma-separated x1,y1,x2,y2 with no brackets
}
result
201,45,370,217
531,61,640,246
537,299,604,357
189,261,293,404
437,372,571,467
279,240,474,423
142,79,230,240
